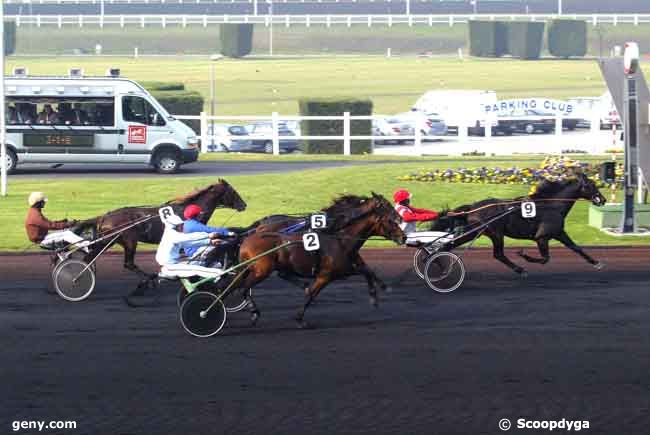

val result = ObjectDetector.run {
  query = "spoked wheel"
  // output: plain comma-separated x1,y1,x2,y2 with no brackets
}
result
177,287,189,308
53,259,96,302
413,248,430,279
423,252,466,293
180,291,227,338
224,288,253,313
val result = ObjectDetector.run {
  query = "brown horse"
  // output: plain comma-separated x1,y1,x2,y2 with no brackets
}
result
237,193,406,328
78,179,246,279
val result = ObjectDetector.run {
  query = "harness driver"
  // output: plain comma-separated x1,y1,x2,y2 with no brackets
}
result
393,189,453,247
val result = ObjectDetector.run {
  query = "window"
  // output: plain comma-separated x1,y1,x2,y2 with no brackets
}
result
122,96,165,126
5,97,115,127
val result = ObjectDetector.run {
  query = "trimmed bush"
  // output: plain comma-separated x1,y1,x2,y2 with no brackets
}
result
548,19,587,58
141,81,185,92
508,22,545,60
5,20,16,56
151,90,204,133
220,24,254,58
299,99,373,155
469,21,508,58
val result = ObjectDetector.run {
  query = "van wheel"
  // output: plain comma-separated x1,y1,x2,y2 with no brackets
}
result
524,124,535,134
4,149,17,174
154,150,181,174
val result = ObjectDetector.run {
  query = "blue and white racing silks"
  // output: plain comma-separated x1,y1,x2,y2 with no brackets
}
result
156,227,212,266
183,218,229,257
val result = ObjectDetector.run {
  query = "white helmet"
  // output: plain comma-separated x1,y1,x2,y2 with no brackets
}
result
28,192,48,207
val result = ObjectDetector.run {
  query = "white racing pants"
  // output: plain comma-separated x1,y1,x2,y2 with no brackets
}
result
40,230,89,251
405,231,454,247
159,263,224,280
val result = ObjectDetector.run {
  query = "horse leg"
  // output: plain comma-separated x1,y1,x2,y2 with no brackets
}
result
120,238,155,281
488,234,527,276
518,238,551,264
554,231,604,269
352,257,381,307
355,254,390,293
277,271,310,292
296,275,331,329
237,259,276,325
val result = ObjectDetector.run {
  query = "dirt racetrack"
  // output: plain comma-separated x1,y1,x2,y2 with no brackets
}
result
2,247,649,435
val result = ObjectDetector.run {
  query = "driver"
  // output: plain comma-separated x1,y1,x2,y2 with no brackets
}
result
393,188,452,246
155,214,225,278
182,204,233,255
25,192,86,249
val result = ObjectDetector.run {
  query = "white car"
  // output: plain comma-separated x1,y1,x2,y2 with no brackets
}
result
372,117,415,145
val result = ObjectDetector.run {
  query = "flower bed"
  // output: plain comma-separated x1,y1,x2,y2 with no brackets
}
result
397,156,624,189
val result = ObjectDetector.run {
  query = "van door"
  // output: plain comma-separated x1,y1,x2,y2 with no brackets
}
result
119,95,170,162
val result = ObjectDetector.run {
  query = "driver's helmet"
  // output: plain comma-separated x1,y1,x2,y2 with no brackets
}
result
393,189,411,204
184,204,203,220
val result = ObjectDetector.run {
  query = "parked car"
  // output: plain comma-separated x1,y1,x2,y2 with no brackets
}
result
206,124,246,152
416,112,448,138
498,109,557,134
228,122,300,153
372,116,415,145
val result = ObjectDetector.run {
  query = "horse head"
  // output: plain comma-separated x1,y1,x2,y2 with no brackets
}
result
168,179,247,223
576,172,607,206
368,192,406,245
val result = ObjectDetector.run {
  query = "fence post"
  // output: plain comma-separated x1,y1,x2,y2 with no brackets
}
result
272,112,280,156
200,111,208,154
413,115,423,156
555,114,562,136
343,111,351,155
484,117,492,138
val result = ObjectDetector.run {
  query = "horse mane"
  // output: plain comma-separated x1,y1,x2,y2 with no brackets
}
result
323,194,370,215
528,177,576,199
167,181,225,205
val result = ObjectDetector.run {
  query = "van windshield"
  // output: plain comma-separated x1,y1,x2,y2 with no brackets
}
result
6,96,115,127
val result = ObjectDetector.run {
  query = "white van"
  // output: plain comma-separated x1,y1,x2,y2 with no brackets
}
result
3,70,200,174
412,89,498,134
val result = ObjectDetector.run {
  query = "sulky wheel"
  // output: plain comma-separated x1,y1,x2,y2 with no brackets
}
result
180,291,227,338
413,248,431,279
53,259,96,302
177,287,189,308
423,252,466,293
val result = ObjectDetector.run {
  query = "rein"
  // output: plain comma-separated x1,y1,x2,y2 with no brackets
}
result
448,197,595,217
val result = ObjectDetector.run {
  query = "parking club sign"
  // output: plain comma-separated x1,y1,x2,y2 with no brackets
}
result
128,125,147,144
483,98,575,115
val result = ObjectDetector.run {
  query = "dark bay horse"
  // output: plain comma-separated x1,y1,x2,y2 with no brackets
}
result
431,173,607,276
237,193,406,328
78,179,246,278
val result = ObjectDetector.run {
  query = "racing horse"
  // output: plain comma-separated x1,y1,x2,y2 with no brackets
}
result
77,179,246,279
223,194,395,299
237,193,406,328
430,172,607,276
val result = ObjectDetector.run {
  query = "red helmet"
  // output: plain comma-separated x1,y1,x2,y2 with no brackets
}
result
183,204,203,220
393,189,411,203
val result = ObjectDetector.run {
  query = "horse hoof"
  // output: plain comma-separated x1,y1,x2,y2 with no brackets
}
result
517,249,526,257
250,311,260,326
369,296,379,308
519,270,529,279
593,262,605,271
296,319,312,329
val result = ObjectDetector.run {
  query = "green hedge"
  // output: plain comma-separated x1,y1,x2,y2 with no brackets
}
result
548,19,587,58
469,21,508,58
151,90,204,133
141,81,185,92
220,24,254,58
508,22,545,60
5,21,15,56
299,99,373,155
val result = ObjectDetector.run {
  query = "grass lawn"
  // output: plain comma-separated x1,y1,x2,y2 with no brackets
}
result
5,56,612,115
2,159,645,252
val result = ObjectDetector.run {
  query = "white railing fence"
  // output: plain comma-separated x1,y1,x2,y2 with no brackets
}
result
175,111,618,157
8,14,650,28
